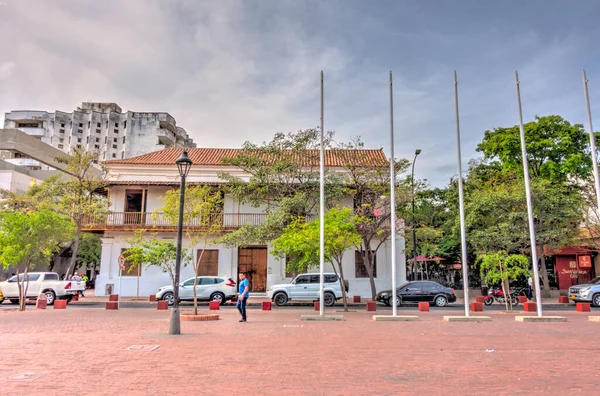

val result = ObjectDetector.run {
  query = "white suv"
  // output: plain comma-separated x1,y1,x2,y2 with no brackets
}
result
267,273,345,307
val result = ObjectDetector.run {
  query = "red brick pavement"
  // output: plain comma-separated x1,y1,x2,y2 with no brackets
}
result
0,308,598,395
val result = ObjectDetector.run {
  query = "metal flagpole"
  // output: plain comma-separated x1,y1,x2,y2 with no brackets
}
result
319,71,325,316
582,70,600,215
514,71,543,317
389,71,398,317
453,71,470,317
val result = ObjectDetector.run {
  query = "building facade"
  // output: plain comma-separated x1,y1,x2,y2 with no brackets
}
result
3,102,196,169
85,148,406,298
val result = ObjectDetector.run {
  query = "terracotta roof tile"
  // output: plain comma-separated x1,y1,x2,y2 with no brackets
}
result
104,148,388,167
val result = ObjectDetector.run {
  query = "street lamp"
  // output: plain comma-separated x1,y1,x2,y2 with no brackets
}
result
169,150,193,335
411,149,421,280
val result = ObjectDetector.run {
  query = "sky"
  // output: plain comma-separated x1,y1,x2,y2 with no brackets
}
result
1,0,599,187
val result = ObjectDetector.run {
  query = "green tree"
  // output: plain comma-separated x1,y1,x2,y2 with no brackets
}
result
477,115,596,183
335,138,411,300
479,252,531,311
123,231,191,297
76,233,102,275
217,128,346,247
156,184,224,315
271,207,361,311
0,210,74,310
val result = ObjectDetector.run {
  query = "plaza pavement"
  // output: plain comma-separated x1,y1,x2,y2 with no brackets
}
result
0,306,599,395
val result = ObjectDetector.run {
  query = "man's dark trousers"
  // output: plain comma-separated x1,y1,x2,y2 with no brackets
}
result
236,298,247,321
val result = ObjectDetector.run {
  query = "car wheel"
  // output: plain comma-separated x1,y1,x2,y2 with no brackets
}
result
10,299,19,305
44,290,56,305
324,292,336,307
163,292,175,306
210,292,225,304
273,292,288,306
434,295,448,307
483,297,493,306
389,296,401,307
593,293,600,307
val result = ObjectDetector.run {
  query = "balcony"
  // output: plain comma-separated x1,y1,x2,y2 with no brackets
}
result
82,212,270,231
18,127,46,138
82,212,317,232
157,128,176,146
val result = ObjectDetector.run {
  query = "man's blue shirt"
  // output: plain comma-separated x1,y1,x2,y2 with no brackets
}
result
239,278,250,298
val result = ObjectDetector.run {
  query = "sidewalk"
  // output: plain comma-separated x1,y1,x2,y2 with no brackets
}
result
79,289,570,307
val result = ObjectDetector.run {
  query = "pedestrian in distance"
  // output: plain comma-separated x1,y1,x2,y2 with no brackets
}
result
237,272,250,322
527,276,533,300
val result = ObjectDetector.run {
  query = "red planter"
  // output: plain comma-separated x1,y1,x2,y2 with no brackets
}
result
475,296,486,303
105,302,118,310
262,301,271,311
523,302,537,312
71,295,79,302
314,302,320,311
418,302,430,312
353,296,361,303
558,296,569,304
108,294,119,302
36,298,47,310
54,300,67,309
517,296,528,304
149,295,157,302
157,300,169,310
209,301,220,310
470,302,483,312
576,303,591,312
366,301,377,312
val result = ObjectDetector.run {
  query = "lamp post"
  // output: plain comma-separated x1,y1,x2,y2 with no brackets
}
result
169,150,193,335
411,149,421,280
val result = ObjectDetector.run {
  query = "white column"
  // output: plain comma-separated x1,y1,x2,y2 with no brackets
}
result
95,237,114,296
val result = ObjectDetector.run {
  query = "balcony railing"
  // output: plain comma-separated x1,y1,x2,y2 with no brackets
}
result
82,212,276,231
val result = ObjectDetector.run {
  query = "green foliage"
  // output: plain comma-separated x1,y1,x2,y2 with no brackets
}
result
0,210,74,310
271,207,361,310
479,252,531,287
0,210,75,270
122,231,190,285
76,233,102,269
477,115,596,183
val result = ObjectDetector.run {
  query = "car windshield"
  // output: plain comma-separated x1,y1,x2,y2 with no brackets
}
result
589,276,600,285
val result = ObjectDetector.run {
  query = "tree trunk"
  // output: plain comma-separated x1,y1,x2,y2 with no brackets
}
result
538,246,551,298
363,247,377,301
193,250,205,316
334,256,348,312
66,227,82,277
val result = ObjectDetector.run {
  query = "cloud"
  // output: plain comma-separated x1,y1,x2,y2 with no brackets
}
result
0,0,599,187
0,62,16,79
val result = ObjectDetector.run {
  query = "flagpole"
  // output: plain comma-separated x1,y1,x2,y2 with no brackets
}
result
454,71,470,317
319,71,325,316
582,70,600,215
515,71,543,317
388,71,398,317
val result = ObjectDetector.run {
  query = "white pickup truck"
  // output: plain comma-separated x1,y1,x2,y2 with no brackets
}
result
0,272,85,305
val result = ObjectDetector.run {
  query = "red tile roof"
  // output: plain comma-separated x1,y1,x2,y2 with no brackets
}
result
105,148,388,167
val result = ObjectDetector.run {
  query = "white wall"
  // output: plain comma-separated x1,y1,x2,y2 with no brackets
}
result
0,170,41,194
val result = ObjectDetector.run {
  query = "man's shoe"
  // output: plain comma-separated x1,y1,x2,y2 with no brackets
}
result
239,319,246,322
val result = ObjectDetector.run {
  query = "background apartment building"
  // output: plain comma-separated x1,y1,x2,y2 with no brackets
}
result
2,102,196,169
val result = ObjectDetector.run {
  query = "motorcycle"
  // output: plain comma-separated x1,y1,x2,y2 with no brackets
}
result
484,287,519,306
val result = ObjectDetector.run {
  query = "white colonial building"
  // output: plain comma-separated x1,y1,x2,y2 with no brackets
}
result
86,147,406,298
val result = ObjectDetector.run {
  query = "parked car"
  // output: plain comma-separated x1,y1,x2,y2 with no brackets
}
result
376,281,457,307
267,273,345,307
569,276,600,306
156,276,237,306
0,272,85,305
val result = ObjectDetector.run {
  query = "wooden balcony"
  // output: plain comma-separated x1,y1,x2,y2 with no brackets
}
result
81,212,271,231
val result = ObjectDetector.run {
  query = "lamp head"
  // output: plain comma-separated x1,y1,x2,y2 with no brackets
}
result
176,150,193,178
415,149,422,156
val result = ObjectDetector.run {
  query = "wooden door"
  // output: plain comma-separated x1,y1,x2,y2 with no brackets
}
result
238,247,268,292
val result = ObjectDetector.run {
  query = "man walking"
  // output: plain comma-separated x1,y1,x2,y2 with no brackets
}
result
237,272,250,322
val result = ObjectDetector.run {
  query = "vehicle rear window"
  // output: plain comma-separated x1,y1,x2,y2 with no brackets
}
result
214,278,224,284
45,273,59,281
309,275,319,283
325,275,338,283
201,278,215,285
8,274,40,282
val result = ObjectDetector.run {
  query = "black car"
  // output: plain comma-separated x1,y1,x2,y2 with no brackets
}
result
376,281,457,307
